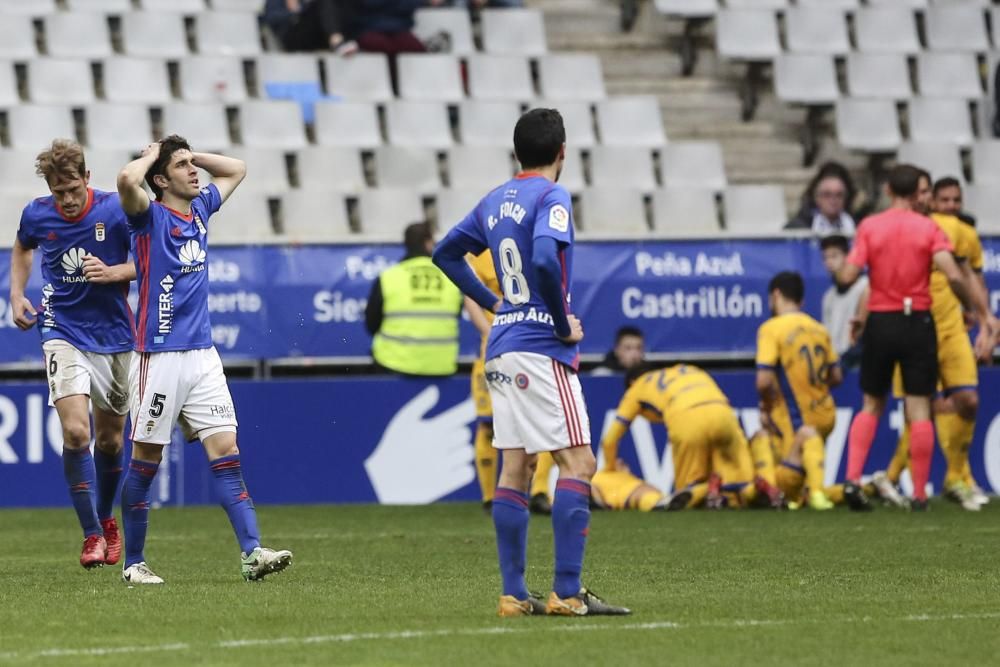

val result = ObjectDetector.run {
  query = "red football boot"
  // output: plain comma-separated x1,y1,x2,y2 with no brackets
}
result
101,517,121,565
80,534,107,569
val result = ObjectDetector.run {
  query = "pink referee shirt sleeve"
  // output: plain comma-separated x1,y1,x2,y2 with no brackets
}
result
846,225,868,268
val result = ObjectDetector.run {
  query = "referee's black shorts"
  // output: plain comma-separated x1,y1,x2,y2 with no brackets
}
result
860,311,938,397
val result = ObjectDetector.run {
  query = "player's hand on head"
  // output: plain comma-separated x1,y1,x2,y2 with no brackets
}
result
140,142,160,160
12,296,37,330
558,314,584,344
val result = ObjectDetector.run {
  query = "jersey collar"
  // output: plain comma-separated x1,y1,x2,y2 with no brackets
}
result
56,188,94,222
157,201,194,222
515,171,545,180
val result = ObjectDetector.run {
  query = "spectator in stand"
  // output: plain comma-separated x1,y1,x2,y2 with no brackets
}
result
354,0,446,57
592,326,645,375
785,162,859,236
820,235,867,369
262,0,359,55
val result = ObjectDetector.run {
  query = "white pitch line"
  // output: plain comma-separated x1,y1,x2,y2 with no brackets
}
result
7,611,1000,662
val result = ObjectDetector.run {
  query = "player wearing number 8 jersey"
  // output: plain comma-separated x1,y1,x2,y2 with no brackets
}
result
434,108,629,617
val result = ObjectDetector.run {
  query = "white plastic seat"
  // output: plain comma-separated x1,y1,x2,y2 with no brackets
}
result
867,0,925,6
835,99,902,152
240,100,307,149
651,188,720,236
916,52,983,100
773,54,839,105
596,96,667,147
785,7,850,55
908,98,974,147
385,101,453,149
44,13,112,58
0,63,18,107
846,53,912,100
896,142,964,182
725,0,787,7
653,0,717,17
211,0,265,9
195,12,261,57
533,99,597,149
723,185,787,235
660,141,727,191
397,54,464,103
314,101,382,148
27,59,95,105
925,5,990,52
140,0,206,10
210,194,276,245
281,190,352,242
963,184,1000,232
435,189,482,230
0,16,38,59
226,147,290,195
102,57,171,104
588,146,657,191
537,54,606,102
972,140,1000,183
555,148,586,193
179,56,248,104
0,150,50,194
161,103,232,150
447,146,512,190
357,189,426,237
374,146,442,193
323,54,393,102
81,149,131,193
796,0,857,7
295,146,367,193
467,55,534,102
855,8,920,54
0,0,56,14
66,0,132,9
458,100,521,147
579,188,646,234
7,105,76,150
715,9,780,61
481,9,547,56
414,8,475,56
257,54,321,86
84,103,153,149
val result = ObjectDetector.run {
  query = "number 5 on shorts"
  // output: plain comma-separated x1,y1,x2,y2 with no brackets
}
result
149,393,167,418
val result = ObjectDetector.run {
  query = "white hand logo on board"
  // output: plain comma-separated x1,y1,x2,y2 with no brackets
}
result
365,386,476,504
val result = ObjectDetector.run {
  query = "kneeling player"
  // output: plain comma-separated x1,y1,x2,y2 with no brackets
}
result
591,460,667,511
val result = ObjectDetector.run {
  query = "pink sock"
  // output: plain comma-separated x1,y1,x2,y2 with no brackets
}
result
846,411,879,482
909,420,934,501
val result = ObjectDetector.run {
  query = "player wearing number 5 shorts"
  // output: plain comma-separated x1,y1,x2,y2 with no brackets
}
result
9,140,135,569
115,135,292,584
434,108,629,617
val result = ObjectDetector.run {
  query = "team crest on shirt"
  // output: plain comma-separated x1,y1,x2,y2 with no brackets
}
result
95,222,105,242
515,373,530,390
549,205,569,232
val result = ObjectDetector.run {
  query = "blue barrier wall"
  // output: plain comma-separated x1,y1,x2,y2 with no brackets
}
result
3,370,1000,508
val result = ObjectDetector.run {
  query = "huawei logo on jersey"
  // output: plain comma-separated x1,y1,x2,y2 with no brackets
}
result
60,248,88,283
179,239,206,274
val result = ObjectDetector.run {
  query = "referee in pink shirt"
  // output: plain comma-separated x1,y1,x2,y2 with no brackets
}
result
836,165,996,511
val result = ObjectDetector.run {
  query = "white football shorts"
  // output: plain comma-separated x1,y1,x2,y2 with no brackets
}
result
42,339,131,415
485,351,591,454
130,346,238,445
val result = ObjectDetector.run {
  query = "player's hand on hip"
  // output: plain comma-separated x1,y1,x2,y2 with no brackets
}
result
558,314,584,344
11,296,37,330
82,254,117,283
848,316,865,345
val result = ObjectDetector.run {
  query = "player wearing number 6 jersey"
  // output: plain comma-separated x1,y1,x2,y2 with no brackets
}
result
434,108,629,617
115,135,291,585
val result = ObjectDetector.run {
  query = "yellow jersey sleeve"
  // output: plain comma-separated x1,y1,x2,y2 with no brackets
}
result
600,380,645,471
966,225,984,272
755,320,780,368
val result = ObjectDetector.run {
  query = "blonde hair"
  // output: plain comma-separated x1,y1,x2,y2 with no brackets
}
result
35,139,86,184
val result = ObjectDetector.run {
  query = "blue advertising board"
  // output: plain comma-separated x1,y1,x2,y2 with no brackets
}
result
3,369,1000,508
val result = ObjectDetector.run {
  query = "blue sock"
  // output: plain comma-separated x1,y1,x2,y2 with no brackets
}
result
121,459,158,568
492,487,530,600
210,455,261,555
94,447,124,521
552,479,591,599
63,448,100,538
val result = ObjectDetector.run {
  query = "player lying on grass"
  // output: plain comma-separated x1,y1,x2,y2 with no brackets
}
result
600,363,785,511
10,139,135,569
115,136,292,584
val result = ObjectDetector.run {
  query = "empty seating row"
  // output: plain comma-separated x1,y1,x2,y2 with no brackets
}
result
659,0,995,12
835,98,981,152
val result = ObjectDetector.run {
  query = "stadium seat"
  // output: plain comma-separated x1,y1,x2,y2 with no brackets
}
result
0,0,56,14
773,54,839,105
537,54,606,102
846,53,912,100
653,0,717,17
916,53,983,100
660,141,727,191
179,56,248,104
7,105,76,149
44,13,113,59
532,99,597,149
373,146,442,193
481,9,547,56
447,146,513,190
296,146,367,193
356,189,426,237
855,8,920,54
27,59,95,105
84,103,153,149
323,54,394,102
971,140,1000,183
77,149,130,192
458,100,521,147
723,185,787,235
0,150,49,195
211,0,265,9
257,54,322,87
313,101,382,148
240,100,308,150
224,147,291,195
65,0,130,11
0,193,31,245
724,0,787,7
588,146,658,191
796,0,856,7
908,98,974,147
785,7,850,56
385,101,453,149
925,5,990,52
651,188,720,236
0,63,18,107
467,55,534,102
414,8,475,56
835,99,902,152
195,12,262,57
0,16,38,59
896,142,965,182
556,148,586,193
434,188,481,229
102,57,171,104
596,96,667,148
280,190,352,242
211,194,276,245
867,0,925,7
161,103,232,150
397,54,464,103
715,10,781,61
963,184,1000,232
579,188,647,234
140,0,206,10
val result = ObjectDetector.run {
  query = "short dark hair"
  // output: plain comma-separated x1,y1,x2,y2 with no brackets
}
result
886,164,922,198
820,234,849,254
768,271,805,304
513,108,565,170
404,221,433,256
624,362,656,388
146,134,192,201
615,326,643,344
933,176,963,196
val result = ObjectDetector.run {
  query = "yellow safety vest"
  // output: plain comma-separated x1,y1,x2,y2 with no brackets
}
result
371,256,463,376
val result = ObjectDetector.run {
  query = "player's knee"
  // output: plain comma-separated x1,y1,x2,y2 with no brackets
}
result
61,421,92,450
132,442,164,464
953,391,978,421
562,452,596,482
94,428,124,454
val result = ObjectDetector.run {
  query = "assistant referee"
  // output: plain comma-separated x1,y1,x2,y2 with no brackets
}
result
835,165,996,511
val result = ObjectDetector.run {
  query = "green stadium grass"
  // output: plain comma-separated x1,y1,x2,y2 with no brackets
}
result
1,502,999,666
